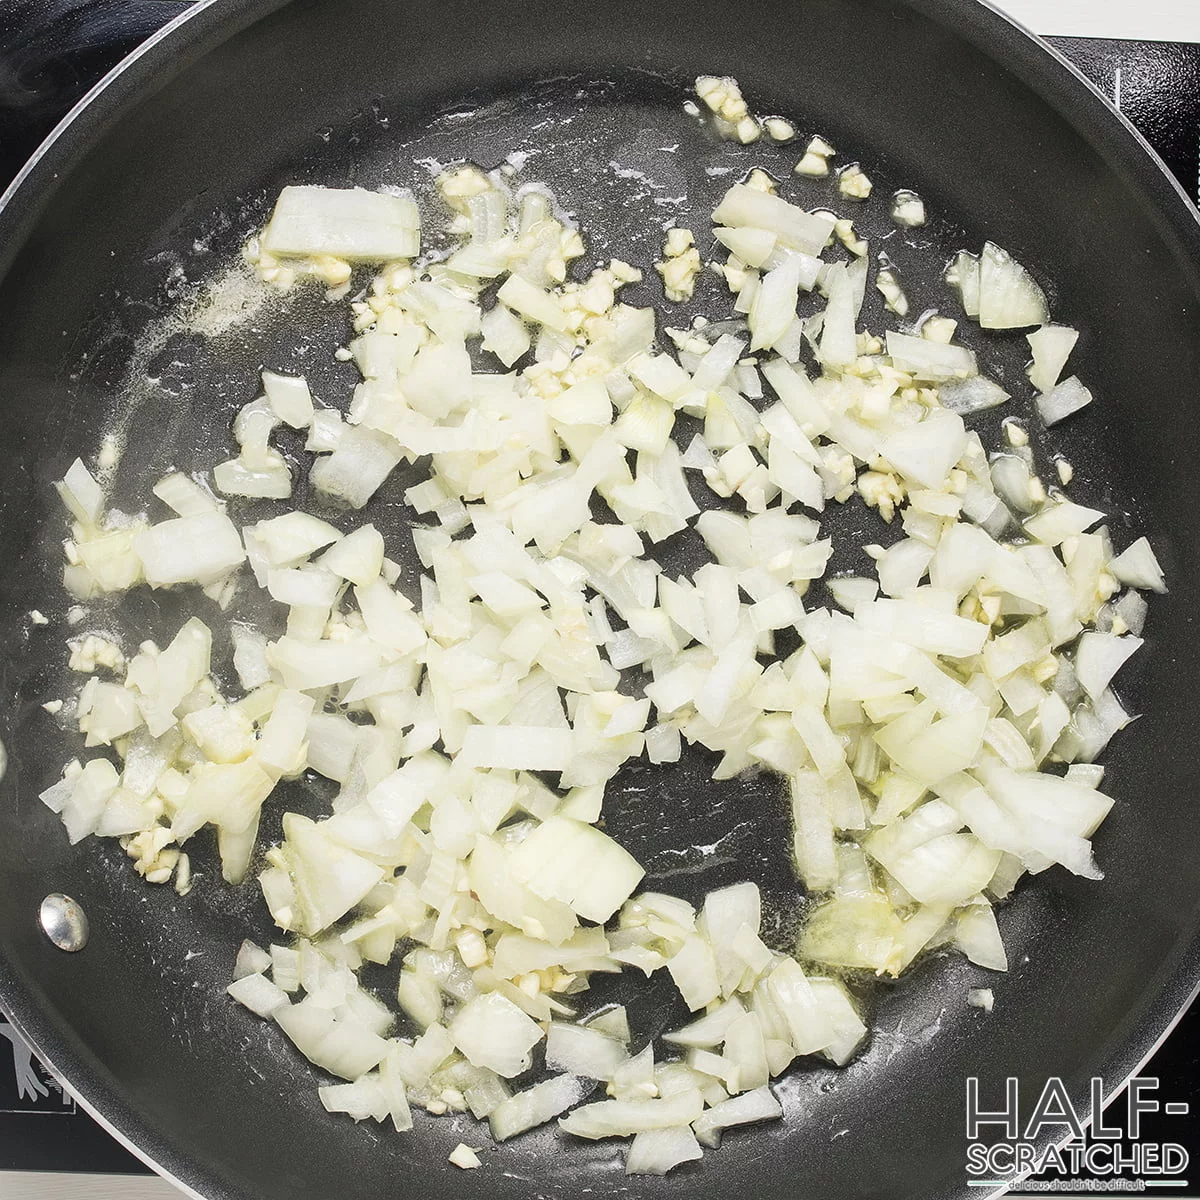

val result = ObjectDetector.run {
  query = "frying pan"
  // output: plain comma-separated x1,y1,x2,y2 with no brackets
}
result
1,1,1199,1197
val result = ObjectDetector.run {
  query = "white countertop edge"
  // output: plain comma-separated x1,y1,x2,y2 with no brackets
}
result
991,0,1200,42
4,1171,179,1199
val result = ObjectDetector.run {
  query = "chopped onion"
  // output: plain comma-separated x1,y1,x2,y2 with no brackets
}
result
545,1022,628,1080
1074,632,1142,700
310,425,404,509
262,370,314,429
233,939,272,980
1026,325,1078,393
885,331,976,381
227,972,290,1018
626,1126,704,1175
274,999,390,1081
711,184,834,257
490,1075,592,1141
560,1090,705,1139
152,472,219,517
818,263,857,369
954,900,1008,971
977,242,1049,329
938,376,1009,415
750,255,806,352
263,186,419,260
47,100,1162,1177
968,988,995,1012
449,992,545,1078
1109,537,1166,593
713,226,776,267
1036,376,1093,426
989,454,1037,516
134,512,246,588
510,817,645,923
692,1085,782,1147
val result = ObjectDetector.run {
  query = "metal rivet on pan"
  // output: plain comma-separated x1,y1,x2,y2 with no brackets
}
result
40,894,89,953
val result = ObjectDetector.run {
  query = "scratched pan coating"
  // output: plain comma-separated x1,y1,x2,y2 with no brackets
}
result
1,1,1200,1198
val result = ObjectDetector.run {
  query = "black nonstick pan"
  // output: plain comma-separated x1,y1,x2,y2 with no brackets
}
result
2,1,1200,1197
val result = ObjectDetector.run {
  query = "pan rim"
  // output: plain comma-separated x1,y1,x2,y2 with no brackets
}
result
0,0,221,217
1,0,1199,1196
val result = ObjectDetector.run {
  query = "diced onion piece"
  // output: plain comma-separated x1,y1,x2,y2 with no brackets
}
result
938,376,1009,415
449,992,545,1078
587,1006,631,1044
879,409,967,493
318,1078,387,1123
560,1090,705,1139
277,812,385,935
496,274,569,332
691,1085,782,1147
263,186,419,260
250,511,342,568
948,251,981,318
213,456,293,499
227,972,290,1017
625,1126,704,1175
152,472,219,517
808,977,867,1065
545,1023,627,1080
664,998,746,1049
1024,501,1104,546
668,934,721,1011
954,900,1008,971
44,759,117,843
256,690,315,776
262,370,315,428
481,303,532,367
977,242,1049,329
310,425,404,509
448,1144,482,1170
274,999,390,1081
713,226,776,268
699,882,762,996
56,459,104,526
233,939,272,980
968,988,995,1012
460,726,575,772
1036,376,1092,426
711,184,834,257
134,511,246,588
489,1075,592,1142
267,636,385,690
818,264,857,369
608,1044,657,1102
1109,537,1166,593
510,817,645,923
885,331,976,381
628,352,694,406
790,770,837,892
1026,325,1078,393
750,256,804,352
1074,632,1142,700
319,524,384,586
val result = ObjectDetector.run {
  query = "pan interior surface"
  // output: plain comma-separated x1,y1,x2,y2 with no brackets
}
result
0,2,1199,1199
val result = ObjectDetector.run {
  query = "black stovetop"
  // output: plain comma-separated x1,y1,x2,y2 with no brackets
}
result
1,0,1199,1182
